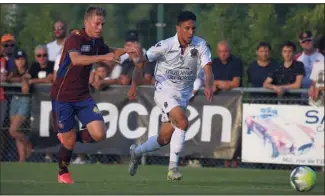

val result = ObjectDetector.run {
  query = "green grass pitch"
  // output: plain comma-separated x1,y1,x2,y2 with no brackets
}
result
1,162,324,195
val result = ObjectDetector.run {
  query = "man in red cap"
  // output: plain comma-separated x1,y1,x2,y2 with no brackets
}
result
1,33,16,72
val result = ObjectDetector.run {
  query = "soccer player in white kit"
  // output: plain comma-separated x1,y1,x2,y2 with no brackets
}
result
126,11,213,180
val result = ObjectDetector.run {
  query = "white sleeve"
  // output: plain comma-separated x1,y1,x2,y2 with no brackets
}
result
120,53,129,64
110,65,122,79
199,42,212,68
146,41,169,62
310,62,320,81
193,77,203,91
54,54,61,71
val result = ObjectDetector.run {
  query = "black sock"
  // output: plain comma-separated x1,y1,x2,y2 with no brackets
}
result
58,145,73,175
76,129,96,143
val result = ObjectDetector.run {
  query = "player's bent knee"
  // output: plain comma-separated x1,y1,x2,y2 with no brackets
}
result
91,131,105,142
62,138,76,150
176,118,188,130
61,130,77,149
87,120,106,142
157,136,171,146
62,139,76,150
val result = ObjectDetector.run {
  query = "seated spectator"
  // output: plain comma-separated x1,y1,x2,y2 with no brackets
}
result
28,45,54,84
47,21,66,62
309,36,325,106
212,41,243,93
6,50,32,162
295,31,324,89
247,42,278,87
263,41,305,96
1,34,16,72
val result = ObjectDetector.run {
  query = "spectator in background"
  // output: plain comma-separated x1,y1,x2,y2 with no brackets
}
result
53,28,78,81
6,50,32,162
309,36,325,107
247,42,278,87
87,30,142,88
119,57,155,85
90,63,111,90
47,21,66,62
110,30,147,79
1,34,16,72
29,45,54,162
263,41,304,96
212,41,243,93
93,31,152,89
28,45,54,84
295,31,324,89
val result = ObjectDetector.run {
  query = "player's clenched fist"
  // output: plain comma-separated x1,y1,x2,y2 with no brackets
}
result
125,42,143,64
127,85,137,100
204,86,213,102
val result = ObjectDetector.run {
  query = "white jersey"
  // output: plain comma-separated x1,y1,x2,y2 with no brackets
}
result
146,34,212,99
310,60,325,88
47,40,64,62
296,51,324,88
309,60,325,107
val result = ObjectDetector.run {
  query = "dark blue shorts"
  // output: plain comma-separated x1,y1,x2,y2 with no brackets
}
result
51,98,104,133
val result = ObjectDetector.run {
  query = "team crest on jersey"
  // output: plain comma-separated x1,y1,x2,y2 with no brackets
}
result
93,106,101,114
58,121,64,129
164,102,168,108
190,48,198,57
81,45,91,52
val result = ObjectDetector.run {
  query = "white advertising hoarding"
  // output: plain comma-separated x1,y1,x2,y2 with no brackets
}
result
242,104,324,166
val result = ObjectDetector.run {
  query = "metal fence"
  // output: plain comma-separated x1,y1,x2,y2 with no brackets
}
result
0,83,322,171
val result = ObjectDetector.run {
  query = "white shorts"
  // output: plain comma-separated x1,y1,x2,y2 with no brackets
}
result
154,91,189,122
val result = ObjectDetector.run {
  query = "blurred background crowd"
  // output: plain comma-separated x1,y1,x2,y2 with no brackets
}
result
0,4,324,164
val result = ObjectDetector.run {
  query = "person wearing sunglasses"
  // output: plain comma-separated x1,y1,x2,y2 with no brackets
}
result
28,45,54,85
46,21,67,62
294,31,324,89
1,34,16,72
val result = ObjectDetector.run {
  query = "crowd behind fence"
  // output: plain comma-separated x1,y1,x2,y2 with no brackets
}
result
1,83,322,171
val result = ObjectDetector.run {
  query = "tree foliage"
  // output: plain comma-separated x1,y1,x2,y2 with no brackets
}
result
1,4,323,82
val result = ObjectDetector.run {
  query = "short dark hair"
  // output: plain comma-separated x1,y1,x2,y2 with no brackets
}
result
84,5,106,19
281,41,297,52
177,11,196,25
256,42,272,51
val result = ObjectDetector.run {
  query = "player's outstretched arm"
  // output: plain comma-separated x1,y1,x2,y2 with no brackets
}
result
69,51,119,67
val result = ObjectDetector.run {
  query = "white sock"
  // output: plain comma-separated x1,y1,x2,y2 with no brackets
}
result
169,128,185,170
134,135,161,156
